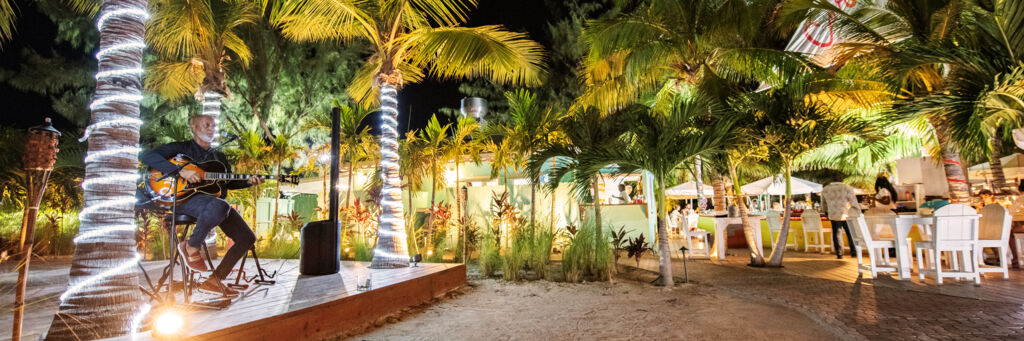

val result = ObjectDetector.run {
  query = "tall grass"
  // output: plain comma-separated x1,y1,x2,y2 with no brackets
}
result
499,224,554,281
478,222,502,276
562,222,613,282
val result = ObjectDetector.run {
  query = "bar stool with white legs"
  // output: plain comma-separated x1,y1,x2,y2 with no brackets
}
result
915,204,981,285
977,204,1011,279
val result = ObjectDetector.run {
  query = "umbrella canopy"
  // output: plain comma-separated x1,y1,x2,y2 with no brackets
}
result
741,175,823,195
968,153,1024,171
666,181,715,198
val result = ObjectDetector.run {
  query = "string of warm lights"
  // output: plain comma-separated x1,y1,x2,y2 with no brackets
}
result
51,1,151,339
370,84,410,268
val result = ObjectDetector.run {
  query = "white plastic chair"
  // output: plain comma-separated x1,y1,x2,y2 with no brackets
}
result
766,210,796,251
977,204,1011,279
848,211,897,278
915,204,981,285
1014,233,1024,267
801,209,832,253
686,213,699,231
680,214,710,259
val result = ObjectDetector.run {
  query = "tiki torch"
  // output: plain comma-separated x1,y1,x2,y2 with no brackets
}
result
12,118,60,341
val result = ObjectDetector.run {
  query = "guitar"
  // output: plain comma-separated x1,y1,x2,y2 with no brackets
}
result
146,154,300,207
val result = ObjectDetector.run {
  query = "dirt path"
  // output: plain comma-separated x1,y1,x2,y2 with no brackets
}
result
351,278,836,340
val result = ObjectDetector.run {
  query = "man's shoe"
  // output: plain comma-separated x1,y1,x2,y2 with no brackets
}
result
199,278,239,297
836,254,843,259
178,241,211,272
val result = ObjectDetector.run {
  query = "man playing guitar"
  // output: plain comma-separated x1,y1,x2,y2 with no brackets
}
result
140,115,262,296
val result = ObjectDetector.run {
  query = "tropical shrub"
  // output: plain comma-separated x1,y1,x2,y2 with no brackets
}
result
562,222,613,283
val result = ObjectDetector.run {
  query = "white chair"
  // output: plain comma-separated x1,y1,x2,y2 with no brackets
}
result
915,204,981,285
863,211,899,266
686,213,700,231
977,204,1011,279
847,211,897,278
681,214,710,259
801,210,832,253
1014,233,1024,267
766,210,796,250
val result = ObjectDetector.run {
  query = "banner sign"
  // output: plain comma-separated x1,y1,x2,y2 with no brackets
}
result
784,0,860,65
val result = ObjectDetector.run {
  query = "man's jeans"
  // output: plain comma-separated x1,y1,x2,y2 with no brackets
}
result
176,194,256,279
830,220,855,256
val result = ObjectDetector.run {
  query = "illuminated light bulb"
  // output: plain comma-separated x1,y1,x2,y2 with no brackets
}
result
344,248,351,253
426,250,433,256
153,310,185,336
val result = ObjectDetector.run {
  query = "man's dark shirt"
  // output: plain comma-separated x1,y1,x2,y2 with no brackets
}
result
139,140,250,200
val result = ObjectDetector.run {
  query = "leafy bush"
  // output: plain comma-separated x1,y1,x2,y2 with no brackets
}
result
353,238,373,262
625,234,653,278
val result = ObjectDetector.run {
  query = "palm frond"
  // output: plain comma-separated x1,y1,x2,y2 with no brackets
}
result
403,25,545,86
145,60,205,100
274,0,377,44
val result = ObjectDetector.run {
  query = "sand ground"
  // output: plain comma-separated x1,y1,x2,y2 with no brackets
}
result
350,276,837,340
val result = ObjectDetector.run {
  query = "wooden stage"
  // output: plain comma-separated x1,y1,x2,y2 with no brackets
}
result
1,259,465,340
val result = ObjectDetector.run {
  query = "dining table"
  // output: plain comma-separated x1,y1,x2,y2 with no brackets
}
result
864,213,935,280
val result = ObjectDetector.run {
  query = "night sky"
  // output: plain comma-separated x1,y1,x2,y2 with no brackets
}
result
0,0,553,133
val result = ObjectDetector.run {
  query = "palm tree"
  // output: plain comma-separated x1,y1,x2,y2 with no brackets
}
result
0,0,15,46
47,0,148,338
580,94,734,287
777,0,977,202
146,0,258,136
446,115,481,258
232,129,271,228
529,106,628,255
580,0,808,112
734,71,869,267
398,130,429,248
273,0,543,268
266,133,298,230
486,89,562,228
419,115,450,246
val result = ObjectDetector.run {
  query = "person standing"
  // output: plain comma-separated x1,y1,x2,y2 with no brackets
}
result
821,180,860,259
874,175,898,210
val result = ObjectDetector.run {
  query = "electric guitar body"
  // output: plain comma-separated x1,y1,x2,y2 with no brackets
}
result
146,154,298,207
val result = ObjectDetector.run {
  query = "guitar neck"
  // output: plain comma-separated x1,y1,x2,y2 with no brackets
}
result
205,173,275,181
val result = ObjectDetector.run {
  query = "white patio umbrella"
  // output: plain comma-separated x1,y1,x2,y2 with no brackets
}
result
741,175,823,196
666,181,715,199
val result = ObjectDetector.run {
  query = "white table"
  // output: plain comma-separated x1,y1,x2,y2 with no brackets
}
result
865,214,934,279
708,216,764,260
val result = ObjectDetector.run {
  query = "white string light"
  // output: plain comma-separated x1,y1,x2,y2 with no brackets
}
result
55,1,150,338
60,253,143,302
83,146,141,163
370,84,410,268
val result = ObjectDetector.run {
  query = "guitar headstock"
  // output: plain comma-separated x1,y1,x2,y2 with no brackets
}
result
279,175,301,185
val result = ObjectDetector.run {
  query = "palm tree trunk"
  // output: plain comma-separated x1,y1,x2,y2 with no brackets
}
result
933,125,971,203
712,173,726,213
428,161,436,248
530,182,537,228
272,164,282,232
370,82,410,268
592,176,603,246
550,158,557,232
655,176,675,287
766,164,794,267
989,134,1014,195
345,160,355,207
728,162,765,266
695,156,704,211
47,1,147,338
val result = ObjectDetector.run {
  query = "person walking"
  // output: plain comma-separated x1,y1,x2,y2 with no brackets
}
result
821,179,861,259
